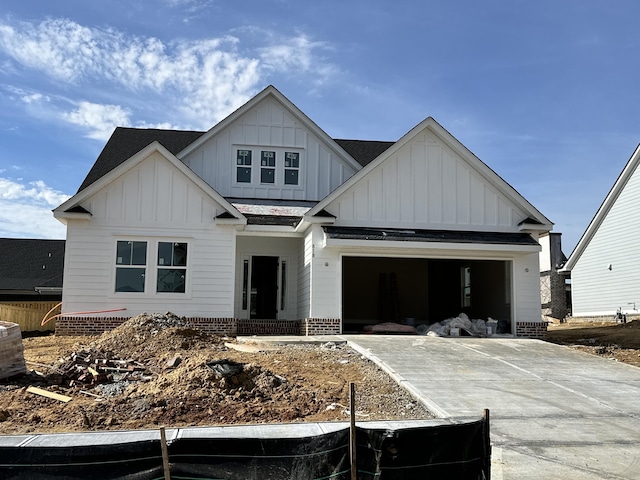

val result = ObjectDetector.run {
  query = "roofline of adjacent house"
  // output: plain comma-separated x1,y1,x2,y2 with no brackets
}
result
561,143,640,272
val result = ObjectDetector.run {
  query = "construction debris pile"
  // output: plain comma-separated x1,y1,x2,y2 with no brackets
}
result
0,312,433,434
418,313,499,337
51,347,151,388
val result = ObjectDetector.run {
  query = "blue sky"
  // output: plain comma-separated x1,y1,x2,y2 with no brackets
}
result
0,0,638,254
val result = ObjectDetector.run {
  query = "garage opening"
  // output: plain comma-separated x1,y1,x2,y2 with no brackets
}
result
342,257,512,333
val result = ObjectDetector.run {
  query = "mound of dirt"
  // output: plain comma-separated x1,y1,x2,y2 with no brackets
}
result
0,313,433,435
545,320,640,367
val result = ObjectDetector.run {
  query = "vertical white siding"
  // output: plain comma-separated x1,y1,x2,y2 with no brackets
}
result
327,131,527,231
572,166,640,315
182,97,359,201
297,230,313,319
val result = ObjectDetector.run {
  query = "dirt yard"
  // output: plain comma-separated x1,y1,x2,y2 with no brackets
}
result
545,320,640,367
0,313,433,435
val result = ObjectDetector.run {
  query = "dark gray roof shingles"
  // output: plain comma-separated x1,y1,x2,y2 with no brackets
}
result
75,127,395,194
0,238,65,291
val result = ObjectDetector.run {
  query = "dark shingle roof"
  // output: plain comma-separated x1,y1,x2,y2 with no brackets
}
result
0,238,65,292
334,139,395,167
75,128,396,194
77,127,206,193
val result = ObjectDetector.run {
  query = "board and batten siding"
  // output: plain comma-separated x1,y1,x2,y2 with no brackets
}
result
571,166,640,316
326,131,527,231
61,151,237,318
182,96,358,201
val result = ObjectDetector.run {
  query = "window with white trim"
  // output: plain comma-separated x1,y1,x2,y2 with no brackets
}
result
260,151,276,184
236,149,252,183
234,147,302,187
157,242,188,293
115,241,147,292
284,152,300,185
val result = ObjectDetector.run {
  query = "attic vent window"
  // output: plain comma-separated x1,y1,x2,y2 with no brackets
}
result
236,149,252,183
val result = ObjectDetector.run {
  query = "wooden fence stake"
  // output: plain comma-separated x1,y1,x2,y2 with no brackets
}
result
160,426,171,480
350,382,357,480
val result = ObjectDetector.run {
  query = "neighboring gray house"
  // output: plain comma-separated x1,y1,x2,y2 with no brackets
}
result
561,144,640,321
0,238,64,331
539,232,568,321
53,85,552,337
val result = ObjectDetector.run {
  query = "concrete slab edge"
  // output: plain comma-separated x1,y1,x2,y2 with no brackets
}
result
346,340,452,418
0,419,456,447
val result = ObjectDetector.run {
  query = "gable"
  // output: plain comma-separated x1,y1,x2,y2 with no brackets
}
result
55,143,243,227
181,88,361,202
563,144,640,271
319,124,546,232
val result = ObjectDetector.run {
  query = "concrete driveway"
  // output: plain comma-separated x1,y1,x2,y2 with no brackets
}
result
344,335,640,480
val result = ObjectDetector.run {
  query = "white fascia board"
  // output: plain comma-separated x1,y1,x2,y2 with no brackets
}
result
323,237,541,254
518,223,551,233
214,217,247,225
237,226,305,237
302,214,336,225
52,211,92,221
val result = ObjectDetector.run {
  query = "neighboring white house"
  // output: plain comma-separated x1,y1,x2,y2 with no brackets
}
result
53,85,552,337
561,144,640,321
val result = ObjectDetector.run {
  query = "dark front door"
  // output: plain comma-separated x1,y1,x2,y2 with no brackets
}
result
250,256,279,319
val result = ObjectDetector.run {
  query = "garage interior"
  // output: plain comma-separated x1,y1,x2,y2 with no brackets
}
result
342,256,512,333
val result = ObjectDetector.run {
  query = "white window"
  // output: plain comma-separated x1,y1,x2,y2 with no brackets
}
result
260,151,276,184
115,241,147,292
234,147,302,187
284,152,300,185
236,149,252,183
157,242,188,293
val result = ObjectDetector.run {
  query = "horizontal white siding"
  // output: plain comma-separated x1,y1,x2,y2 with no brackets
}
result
309,225,341,319
297,230,312,319
512,253,543,323
62,152,237,318
327,131,526,231
572,167,640,315
182,97,358,201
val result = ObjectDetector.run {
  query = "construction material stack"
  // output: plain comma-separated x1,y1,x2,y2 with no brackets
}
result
0,321,27,380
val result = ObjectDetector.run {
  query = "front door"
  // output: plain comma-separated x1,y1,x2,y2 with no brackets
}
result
250,256,279,319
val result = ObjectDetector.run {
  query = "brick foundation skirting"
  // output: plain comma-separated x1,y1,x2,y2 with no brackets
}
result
55,316,344,337
303,318,341,336
55,316,238,336
237,319,302,336
515,321,548,339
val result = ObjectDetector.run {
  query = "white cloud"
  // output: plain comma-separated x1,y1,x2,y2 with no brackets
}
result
0,178,69,239
0,18,338,134
62,102,132,140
